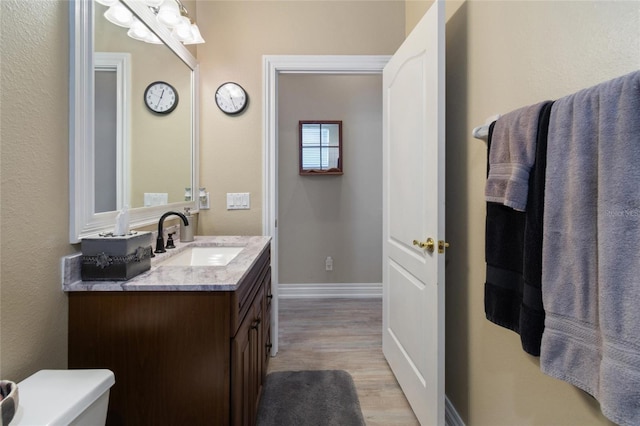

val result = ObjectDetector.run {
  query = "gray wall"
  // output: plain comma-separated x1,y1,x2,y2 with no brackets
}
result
95,70,118,213
278,74,382,284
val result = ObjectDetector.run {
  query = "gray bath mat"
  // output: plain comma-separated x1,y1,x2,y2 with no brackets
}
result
257,370,366,426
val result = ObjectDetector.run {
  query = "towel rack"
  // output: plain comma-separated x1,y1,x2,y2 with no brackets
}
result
473,114,501,142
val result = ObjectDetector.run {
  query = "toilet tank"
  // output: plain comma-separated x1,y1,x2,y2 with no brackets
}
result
12,369,115,426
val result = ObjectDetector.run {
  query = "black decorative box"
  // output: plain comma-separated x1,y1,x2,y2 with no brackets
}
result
81,232,153,281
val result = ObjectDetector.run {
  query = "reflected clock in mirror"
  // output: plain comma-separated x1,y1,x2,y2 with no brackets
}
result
144,81,179,114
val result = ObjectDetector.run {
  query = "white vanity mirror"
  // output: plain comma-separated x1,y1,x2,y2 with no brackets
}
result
70,0,200,243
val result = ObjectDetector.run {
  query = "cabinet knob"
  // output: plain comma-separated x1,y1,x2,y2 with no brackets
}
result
251,318,261,329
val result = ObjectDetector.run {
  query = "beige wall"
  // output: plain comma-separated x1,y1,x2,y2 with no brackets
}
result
278,74,383,284
406,0,434,36
0,0,71,380
435,1,639,425
195,1,405,236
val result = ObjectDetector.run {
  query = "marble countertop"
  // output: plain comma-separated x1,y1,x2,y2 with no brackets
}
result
63,235,271,292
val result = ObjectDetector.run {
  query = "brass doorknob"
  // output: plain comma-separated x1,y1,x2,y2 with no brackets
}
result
412,237,436,253
413,238,449,254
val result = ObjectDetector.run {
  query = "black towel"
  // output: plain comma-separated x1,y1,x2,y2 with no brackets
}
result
484,101,553,356
519,101,553,355
485,119,526,334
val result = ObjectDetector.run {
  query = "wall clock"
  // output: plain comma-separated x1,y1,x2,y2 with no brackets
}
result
215,82,248,115
144,81,178,114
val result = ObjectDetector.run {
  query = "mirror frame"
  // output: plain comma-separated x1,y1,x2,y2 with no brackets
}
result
69,0,200,243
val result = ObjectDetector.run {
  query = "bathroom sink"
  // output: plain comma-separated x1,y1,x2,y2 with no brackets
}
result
158,246,244,266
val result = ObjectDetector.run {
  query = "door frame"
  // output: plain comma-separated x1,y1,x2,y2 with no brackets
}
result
94,52,131,213
261,55,391,355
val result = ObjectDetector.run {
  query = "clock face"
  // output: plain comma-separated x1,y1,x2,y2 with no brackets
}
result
215,82,248,115
144,81,178,114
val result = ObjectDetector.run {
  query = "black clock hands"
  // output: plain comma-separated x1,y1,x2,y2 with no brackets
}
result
156,89,165,109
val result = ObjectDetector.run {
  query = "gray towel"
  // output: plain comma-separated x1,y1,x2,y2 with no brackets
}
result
541,70,640,426
485,101,549,211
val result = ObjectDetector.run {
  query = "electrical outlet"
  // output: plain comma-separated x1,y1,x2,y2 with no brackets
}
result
325,256,333,271
199,192,210,209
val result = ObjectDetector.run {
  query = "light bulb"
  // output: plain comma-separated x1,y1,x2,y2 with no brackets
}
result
145,32,163,44
184,23,205,45
142,0,164,7
104,2,134,28
156,0,181,28
95,0,119,6
171,16,192,42
127,18,161,44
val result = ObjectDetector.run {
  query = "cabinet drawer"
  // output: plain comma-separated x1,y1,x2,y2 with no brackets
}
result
231,247,271,335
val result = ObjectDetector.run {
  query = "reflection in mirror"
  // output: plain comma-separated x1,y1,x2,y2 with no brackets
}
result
299,121,343,175
95,52,130,213
69,0,199,243
94,1,192,209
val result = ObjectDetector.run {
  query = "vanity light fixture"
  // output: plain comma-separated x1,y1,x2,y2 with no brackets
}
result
95,0,119,6
127,18,162,44
156,0,182,27
97,0,205,45
103,2,135,28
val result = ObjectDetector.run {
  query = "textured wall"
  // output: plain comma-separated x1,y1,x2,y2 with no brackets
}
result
0,0,71,380
195,1,405,236
439,1,640,425
278,74,383,285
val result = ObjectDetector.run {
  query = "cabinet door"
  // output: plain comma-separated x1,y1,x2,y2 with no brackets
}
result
231,288,264,426
252,287,265,418
262,268,272,376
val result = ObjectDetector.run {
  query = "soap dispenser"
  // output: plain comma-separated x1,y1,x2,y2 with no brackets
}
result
180,207,197,242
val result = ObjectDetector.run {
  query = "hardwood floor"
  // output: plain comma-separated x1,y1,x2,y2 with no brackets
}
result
268,298,419,425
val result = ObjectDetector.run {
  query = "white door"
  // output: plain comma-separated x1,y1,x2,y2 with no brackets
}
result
382,0,445,425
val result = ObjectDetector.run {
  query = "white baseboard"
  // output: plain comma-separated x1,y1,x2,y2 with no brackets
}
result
278,283,382,299
445,395,465,426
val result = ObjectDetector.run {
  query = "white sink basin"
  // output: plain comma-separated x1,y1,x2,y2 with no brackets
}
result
158,246,244,266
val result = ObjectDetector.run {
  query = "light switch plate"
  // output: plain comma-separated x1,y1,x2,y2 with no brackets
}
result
226,193,250,210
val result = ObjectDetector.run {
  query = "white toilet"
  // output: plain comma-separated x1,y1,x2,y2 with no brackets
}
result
12,369,115,426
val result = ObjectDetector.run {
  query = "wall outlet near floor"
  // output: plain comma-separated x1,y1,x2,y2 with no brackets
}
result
227,192,250,210
325,256,333,271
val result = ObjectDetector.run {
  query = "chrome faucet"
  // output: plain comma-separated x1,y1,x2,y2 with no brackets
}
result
155,211,189,253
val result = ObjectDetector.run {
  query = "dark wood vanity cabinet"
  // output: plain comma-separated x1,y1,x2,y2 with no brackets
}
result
68,246,271,426
230,248,271,426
